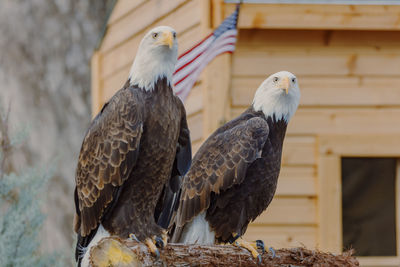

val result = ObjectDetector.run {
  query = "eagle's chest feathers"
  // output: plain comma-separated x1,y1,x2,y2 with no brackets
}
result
145,91,179,140
122,84,179,206
263,116,287,155
256,117,287,192
137,84,180,171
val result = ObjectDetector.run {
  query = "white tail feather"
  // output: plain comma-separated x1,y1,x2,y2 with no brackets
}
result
179,212,215,244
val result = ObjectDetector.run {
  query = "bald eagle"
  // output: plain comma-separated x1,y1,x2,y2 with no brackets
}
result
170,71,300,262
74,26,191,266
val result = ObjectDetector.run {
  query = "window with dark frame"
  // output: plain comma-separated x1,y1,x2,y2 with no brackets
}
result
341,157,397,256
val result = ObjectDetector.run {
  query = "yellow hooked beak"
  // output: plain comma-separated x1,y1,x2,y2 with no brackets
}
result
156,30,174,49
280,76,290,94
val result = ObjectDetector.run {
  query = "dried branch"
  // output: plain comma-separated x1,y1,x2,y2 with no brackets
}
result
89,237,359,267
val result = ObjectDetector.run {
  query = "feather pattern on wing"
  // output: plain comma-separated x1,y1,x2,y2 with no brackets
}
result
172,113,269,242
74,88,143,237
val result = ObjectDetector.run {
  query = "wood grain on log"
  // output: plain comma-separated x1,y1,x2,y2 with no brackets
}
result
89,237,359,267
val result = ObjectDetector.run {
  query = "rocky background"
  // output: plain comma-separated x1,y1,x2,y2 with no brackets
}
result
0,0,113,255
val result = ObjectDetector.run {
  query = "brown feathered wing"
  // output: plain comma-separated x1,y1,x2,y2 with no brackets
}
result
172,116,269,242
74,89,143,237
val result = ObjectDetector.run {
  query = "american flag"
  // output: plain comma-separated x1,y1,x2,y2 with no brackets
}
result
172,4,240,101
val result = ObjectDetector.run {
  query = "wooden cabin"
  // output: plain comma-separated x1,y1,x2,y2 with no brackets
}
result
91,1,400,266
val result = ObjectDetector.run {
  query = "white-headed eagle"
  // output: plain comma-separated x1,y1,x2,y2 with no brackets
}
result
170,71,300,262
73,26,191,266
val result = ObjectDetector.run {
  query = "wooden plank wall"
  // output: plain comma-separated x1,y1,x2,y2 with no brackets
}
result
235,29,400,249
224,4,400,31
94,0,206,152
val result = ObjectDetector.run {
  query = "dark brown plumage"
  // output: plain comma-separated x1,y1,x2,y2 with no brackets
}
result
74,25,191,266
170,71,300,250
171,107,286,243
74,78,191,261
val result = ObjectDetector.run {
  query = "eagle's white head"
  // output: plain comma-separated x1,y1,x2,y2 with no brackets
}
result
129,26,178,91
253,71,300,123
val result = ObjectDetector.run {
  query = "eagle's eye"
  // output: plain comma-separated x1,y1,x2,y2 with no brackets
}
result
273,77,279,82
291,77,296,83
173,32,177,39
152,32,158,39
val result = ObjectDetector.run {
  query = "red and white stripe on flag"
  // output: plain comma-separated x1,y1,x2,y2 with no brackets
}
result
172,5,239,101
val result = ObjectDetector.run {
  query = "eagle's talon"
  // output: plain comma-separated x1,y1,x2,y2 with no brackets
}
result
268,247,276,258
155,236,165,249
129,233,139,242
256,240,265,253
233,237,262,263
145,238,161,258
154,247,160,259
257,254,262,265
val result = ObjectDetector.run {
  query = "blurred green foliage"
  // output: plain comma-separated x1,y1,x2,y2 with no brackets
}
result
0,108,62,267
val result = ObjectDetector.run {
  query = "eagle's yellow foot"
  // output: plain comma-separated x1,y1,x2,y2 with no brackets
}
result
247,239,276,258
144,238,160,259
234,238,263,264
251,240,266,254
159,230,168,248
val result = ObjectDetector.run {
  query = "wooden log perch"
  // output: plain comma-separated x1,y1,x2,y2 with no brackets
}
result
89,237,359,267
